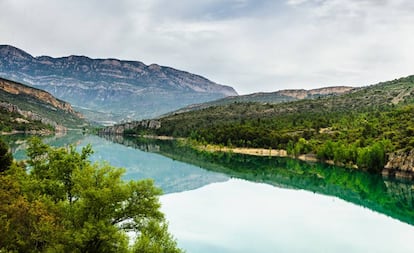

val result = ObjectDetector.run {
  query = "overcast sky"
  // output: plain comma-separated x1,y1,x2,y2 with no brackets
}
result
1,0,414,94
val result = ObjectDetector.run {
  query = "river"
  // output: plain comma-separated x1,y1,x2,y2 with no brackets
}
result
5,132,414,253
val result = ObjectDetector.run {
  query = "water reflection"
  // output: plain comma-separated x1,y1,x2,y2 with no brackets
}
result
101,135,414,227
5,132,229,194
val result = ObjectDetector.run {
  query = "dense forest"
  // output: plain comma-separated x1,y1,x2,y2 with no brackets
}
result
127,75,414,172
0,138,183,253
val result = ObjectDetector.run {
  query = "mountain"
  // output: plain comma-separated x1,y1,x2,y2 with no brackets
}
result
0,45,237,124
169,86,353,115
0,77,85,133
103,75,414,178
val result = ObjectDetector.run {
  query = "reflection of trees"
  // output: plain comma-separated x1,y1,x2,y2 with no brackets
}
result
102,135,414,226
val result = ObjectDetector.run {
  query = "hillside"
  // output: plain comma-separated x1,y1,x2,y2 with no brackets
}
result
169,86,353,115
0,45,237,124
105,75,414,178
0,77,86,133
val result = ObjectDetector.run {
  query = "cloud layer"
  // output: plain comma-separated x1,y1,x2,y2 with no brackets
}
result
1,0,413,94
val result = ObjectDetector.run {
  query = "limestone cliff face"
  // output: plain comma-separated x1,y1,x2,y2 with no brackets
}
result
0,101,64,131
0,78,82,118
278,86,354,99
100,120,161,135
0,77,85,130
384,149,414,180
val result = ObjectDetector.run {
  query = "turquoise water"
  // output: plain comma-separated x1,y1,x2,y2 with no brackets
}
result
6,133,414,253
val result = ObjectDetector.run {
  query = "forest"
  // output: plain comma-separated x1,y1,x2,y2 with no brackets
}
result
127,75,414,172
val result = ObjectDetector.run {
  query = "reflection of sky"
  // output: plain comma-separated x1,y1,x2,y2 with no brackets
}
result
76,135,229,193
10,134,229,194
161,179,414,253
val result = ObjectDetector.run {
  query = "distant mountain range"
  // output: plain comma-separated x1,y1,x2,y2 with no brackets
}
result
0,77,85,133
0,45,237,124
169,86,354,115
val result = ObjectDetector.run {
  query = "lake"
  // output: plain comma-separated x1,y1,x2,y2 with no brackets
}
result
6,132,414,253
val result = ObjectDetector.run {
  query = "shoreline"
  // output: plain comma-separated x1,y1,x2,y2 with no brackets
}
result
192,143,320,163
112,134,414,180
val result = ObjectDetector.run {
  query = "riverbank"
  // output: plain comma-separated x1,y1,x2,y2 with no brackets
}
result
185,141,323,163
178,139,414,180
117,134,414,180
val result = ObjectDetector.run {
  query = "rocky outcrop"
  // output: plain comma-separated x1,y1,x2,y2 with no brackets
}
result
384,149,414,180
0,102,66,132
278,86,354,99
0,45,237,122
100,120,161,135
0,77,85,130
0,78,82,118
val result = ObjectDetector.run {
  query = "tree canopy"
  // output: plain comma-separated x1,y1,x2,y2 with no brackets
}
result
0,138,183,253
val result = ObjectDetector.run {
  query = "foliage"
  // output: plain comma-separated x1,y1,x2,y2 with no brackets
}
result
0,107,53,133
127,75,414,172
0,138,12,172
0,79,86,129
102,136,414,227
0,138,183,253
132,220,182,253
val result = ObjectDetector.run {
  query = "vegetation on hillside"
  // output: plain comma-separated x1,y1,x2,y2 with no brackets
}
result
0,107,53,133
128,75,414,172
0,138,183,253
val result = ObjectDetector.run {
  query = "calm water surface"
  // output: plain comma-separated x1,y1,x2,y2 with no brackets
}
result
6,133,414,253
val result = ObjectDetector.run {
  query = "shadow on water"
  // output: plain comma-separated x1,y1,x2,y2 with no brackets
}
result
101,135,414,226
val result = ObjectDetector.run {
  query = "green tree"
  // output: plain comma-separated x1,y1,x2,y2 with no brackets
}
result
132,220,182,253
0,138,12,172
1,138,183,253
357,142,386,173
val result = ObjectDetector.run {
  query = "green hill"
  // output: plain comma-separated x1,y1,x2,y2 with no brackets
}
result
116,75,414,177
0,77,86,133
165,86,353,115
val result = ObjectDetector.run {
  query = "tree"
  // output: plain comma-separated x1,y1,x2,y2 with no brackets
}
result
357,142,386,173
132,220,182,253
0,165,61,252
1,138,183,253
0,138,12,172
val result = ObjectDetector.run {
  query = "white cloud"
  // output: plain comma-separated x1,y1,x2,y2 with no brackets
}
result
0,0,413,94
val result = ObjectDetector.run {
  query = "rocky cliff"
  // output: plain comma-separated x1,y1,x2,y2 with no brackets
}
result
0,45,237,123
278,86,354,99
384,149,414,180
100,120,161,135
0,78,81,117
0,77,85,131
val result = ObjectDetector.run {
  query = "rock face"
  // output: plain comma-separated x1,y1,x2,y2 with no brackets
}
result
0,45,237,123
100,120,161,135
384,149,414,180
0,78,81,117
0,77,85,130
278,86,354,99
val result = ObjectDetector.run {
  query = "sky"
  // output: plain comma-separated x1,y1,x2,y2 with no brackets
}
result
1,0,414,94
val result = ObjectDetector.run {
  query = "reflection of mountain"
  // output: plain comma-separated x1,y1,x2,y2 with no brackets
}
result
102,135,414,226
6,131,86,160
8,133,229,194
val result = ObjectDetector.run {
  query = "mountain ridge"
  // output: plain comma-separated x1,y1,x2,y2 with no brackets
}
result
168,86,354,115
0,45,237,123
